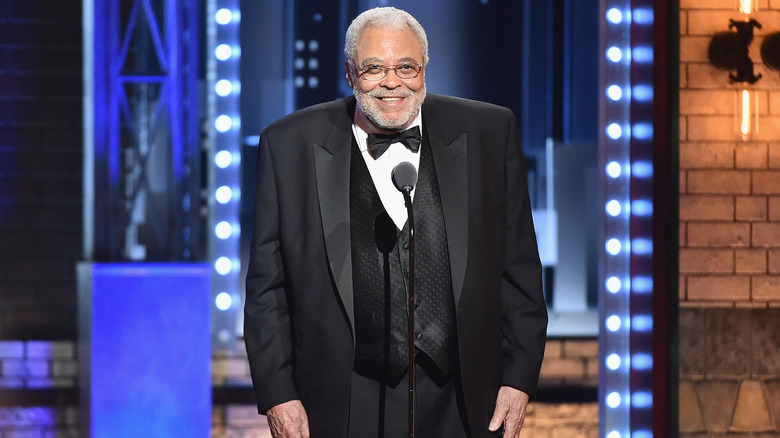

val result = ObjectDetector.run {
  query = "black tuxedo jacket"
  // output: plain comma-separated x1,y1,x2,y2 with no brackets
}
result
244,93,547,437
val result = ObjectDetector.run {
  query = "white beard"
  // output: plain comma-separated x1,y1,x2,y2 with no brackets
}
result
354,84,426,131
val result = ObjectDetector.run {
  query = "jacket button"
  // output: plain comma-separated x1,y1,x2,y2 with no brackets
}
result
415,331,423,340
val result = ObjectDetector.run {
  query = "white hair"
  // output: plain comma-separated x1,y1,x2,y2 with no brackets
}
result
344,7,429,68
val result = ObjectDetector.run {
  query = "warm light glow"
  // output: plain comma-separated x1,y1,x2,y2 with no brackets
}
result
741,89,750,137
738,89,759,140
739,0,756,14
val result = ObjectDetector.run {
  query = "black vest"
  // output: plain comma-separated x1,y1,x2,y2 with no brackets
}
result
350,132,458,386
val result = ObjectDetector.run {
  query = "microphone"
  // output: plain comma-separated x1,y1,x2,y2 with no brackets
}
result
392,161,418,194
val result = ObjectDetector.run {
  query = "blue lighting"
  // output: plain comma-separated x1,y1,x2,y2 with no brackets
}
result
632,84,653,101
215,186,233,204
607,85,623,101
215,115,233,132
606,315,622,331
80,263,212,436
606,238,622,255
631,238,652,255
215,8,233,25
209,0,242,350
214,150,233,168
606,161,622,178
606,391,623,408
214,257,233,275
632,8,653,24
215,291,233,310
632,123,653,140
632,46,653,63
607,123,623,139
607,432,622,438
631,392,653,409
632,161,653,178
606,8,623,24
631,199,653,216
215,43,233,60
606,200,622,216
606,353,622,370
607,46,624,62
606,276,622,293
632,276,653,294
215,221,233,239
632,315,653,332
215,79,233,96
632,353,653,370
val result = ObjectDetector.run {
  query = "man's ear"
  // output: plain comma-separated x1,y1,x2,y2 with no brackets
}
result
345,60,354,88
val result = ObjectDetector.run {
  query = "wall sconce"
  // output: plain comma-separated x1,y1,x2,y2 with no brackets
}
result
708,19,761,84
707,1,765,140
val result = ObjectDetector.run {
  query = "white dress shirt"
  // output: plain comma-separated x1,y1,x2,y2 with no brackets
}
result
352,112,422,230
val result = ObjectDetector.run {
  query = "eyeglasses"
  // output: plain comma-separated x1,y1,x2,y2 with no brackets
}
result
356,62,423,81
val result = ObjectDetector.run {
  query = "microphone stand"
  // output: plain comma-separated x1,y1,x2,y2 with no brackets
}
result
400,184,416,438
391,160,418,438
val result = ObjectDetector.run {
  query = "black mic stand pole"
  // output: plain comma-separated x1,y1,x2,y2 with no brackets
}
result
391,161,418,438
400,184,415,438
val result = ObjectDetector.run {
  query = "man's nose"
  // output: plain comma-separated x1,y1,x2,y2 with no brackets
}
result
378,69,402,88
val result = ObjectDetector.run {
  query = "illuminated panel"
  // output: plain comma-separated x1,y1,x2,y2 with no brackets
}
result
626,2,656,434
78,263,211,437
208,0,242,350
599,0,658,436
599,2,632,436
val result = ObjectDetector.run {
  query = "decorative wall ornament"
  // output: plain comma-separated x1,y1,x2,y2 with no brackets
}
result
708,19,761,84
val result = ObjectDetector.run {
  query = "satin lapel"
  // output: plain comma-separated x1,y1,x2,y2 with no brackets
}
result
428,128,468,307
313,107,355,335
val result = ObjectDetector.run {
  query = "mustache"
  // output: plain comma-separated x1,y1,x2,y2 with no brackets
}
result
361,89,416,98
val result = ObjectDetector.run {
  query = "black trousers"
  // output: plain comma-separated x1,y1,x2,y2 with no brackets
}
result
347,356,470,438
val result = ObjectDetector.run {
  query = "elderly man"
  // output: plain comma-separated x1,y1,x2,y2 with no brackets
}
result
244,7,547,438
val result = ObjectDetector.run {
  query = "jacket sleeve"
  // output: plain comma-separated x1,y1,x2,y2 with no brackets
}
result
244,130,299,414
499,109,548,397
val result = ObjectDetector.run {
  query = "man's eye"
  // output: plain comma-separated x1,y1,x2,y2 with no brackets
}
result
365,65,383,73
397,64,414,72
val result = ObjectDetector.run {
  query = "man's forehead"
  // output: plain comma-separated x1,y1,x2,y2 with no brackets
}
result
355,26,423,61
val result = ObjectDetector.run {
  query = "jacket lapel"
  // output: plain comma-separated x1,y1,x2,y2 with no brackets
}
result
314,98,356,335
424,100,468,307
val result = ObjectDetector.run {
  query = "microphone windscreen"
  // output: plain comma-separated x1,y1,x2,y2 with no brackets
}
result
373,212,397,254
391,161,418,192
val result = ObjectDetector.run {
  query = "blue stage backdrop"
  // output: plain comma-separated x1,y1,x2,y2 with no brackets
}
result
78,263,212,438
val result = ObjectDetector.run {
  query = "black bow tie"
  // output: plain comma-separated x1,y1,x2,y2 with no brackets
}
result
366,126,422,159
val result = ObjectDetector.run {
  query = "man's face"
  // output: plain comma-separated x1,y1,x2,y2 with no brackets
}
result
347,26,426,132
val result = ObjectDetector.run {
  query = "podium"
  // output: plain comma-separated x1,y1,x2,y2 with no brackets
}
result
78,263,212,437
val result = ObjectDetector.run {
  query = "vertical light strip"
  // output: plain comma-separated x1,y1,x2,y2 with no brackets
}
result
208,0,242,350
600,0,657,436
600,1,632,437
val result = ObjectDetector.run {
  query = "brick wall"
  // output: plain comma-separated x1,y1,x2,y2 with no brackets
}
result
679,0,780,434
0,341,79,436
0,0,83,339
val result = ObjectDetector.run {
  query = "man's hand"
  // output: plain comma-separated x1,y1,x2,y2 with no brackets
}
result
266,399,310,438
488,386,530,437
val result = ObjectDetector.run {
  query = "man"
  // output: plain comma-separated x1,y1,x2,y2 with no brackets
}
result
244,7,547,438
